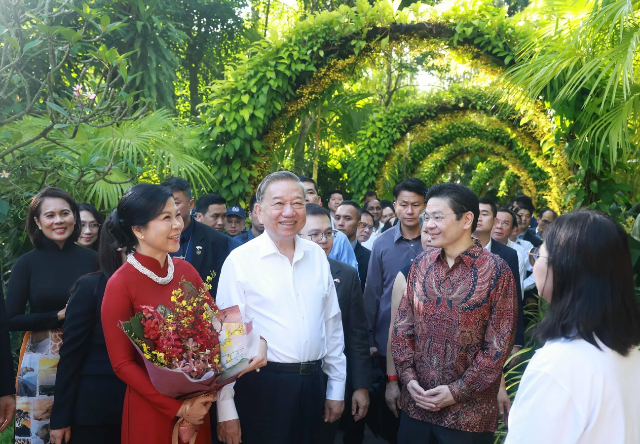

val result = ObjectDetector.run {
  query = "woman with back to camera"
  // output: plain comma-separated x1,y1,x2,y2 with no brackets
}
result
6,187,97,443
506,209,640,443
100,184,216,444
50,211,127,444
76,203,104,250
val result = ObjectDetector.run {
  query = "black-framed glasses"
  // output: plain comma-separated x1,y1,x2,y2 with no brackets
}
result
81,222,101,230
299,229,338,242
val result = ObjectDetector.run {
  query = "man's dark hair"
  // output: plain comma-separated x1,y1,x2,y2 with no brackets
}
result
425,183,479,232
536,209,640,356
327,190,343,199
298,175,318,192
478,197,497,218
363,190,377,202
195,193,226,214
305,203,331,223
338,200,362,217
512,194,535,214
380,200,394,210
497,208,518,229
393,178,428,201
161,177,192,200
361,210,374,222
539,208,558,219
249,194,257,213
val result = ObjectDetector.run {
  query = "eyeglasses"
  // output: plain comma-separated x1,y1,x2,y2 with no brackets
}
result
423,212,462,224
81,222,101,230
528,248,547,266
357,222,374,231
299,229,337,242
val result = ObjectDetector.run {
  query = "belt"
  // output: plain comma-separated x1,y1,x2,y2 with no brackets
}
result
263,360,322,376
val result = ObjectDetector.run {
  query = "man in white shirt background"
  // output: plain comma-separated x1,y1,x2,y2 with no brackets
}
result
215,171,347,444
361,199,383,250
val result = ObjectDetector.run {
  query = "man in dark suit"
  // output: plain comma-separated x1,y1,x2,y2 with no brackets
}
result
511,196,543,248
161,178,235,299
334,201,371,291
475,198,525,353
0,286,16,433
301,204,371,444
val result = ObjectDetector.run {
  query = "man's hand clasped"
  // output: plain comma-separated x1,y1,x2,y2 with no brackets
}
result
407,380,455,412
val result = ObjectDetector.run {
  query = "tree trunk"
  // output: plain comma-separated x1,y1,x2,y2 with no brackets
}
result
312,107,322,182
263,0,271,37
188,59,200,117
293,114,314,175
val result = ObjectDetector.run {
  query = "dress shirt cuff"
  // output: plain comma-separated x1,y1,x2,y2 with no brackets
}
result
448,379,471,404
399,367,418,387
216,384,238,422
216,398,239,422
326,379,346,401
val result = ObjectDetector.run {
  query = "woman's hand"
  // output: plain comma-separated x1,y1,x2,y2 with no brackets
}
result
50,426,71,444
57,305,67,321
177,394,217,425
239,337,267,377
0,395,15,433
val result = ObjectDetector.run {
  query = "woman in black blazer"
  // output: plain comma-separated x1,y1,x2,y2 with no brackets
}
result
50,212,126,444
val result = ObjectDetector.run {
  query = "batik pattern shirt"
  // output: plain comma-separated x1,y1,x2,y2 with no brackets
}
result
392,240,517,432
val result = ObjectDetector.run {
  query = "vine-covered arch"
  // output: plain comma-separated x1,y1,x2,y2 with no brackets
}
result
348,87,572,212
199,0,526,203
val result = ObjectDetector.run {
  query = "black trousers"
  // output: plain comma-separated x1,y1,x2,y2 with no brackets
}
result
68,424,121,444
398,412,494,444
234,364,325,444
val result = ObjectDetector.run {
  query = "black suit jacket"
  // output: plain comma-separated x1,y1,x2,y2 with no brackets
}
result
50,273,126,428
490,240,525,347
353,241,371,292
188,220,234,300
0,286,15,397
328,258,371,391
523,229,542,247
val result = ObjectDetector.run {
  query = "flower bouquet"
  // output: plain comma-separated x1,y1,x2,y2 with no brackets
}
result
121,276,259,444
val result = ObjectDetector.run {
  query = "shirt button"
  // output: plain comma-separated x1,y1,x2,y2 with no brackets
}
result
411,259,413,262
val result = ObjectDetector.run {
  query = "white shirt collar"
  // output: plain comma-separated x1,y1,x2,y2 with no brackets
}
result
258,230,313,263
484,238,492,251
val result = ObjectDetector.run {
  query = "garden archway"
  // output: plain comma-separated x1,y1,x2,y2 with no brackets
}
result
199,0,571,208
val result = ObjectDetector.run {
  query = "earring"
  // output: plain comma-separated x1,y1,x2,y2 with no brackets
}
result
140,236,144,239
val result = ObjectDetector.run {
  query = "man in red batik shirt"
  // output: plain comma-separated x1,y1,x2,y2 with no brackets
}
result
391,183,517,444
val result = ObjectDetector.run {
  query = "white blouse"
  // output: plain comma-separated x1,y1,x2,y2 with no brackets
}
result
507,337,640,444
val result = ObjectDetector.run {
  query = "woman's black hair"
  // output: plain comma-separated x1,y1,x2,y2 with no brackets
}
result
77,202,105,250
27,187,81,248
106,184,174,254
536,209,640,355
98,211,124,278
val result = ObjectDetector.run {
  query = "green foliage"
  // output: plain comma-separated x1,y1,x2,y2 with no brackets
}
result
100,0,186,110
469,160,506,195
173,0,247,116
445,0,525,66
347,86,561,208
199,0,436,201
0,0,143,157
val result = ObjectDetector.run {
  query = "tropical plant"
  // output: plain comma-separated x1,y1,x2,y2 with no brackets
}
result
0,0,144,157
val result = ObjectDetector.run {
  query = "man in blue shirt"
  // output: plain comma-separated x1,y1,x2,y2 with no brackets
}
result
298,176,359,272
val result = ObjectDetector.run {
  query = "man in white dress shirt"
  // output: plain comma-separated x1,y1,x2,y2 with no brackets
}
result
216,171,347,444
